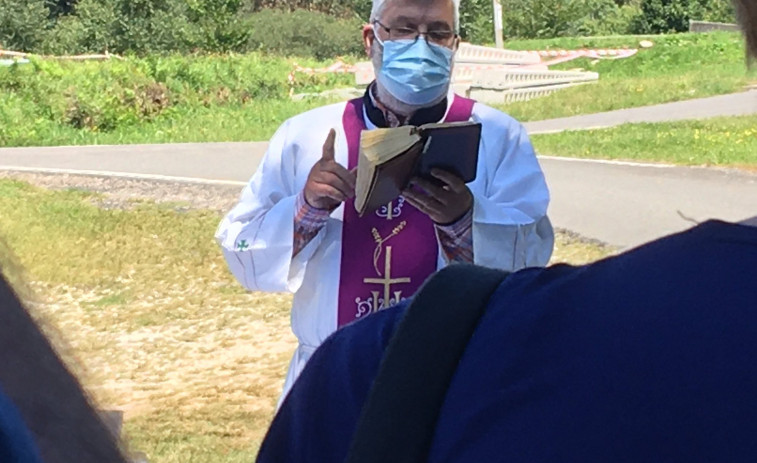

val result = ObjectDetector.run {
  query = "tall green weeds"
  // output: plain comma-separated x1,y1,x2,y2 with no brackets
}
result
0,54,351,145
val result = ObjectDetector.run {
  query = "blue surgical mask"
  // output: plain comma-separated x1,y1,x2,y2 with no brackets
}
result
376,38,454,106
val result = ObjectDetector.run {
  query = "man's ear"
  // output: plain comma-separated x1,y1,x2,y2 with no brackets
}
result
362,24,374,56
452,35,461,52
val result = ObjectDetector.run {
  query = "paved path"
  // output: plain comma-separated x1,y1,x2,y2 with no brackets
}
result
539,156,757,247
0,142,262,185
524,90,757,134
2,142,756,249
2,92,757,248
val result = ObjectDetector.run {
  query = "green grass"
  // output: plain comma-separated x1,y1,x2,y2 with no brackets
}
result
497,32,756,121
0,178,295,461
0,177,615,462
0,53,352,147
4,98,339,147
532,115,757,167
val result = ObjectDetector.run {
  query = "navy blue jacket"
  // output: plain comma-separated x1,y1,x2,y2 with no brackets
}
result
258,221,757,462
0,387,42,463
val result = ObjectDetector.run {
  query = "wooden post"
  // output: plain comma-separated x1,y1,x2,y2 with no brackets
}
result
493,0,504,49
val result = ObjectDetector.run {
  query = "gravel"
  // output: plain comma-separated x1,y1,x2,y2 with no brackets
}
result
0,171,245,213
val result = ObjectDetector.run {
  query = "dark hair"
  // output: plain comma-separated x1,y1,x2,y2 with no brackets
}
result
0,270,129,463
734,0,757,59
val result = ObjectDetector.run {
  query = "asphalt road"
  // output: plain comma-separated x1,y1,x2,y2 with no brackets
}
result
539,156,757,247
2,142,756,249
524,90,757,134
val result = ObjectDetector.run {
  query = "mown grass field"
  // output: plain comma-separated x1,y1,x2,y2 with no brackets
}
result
0,176,615,462
2,32,753,148
532,115,757,167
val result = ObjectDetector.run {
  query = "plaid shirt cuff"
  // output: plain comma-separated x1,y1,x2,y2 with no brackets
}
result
435,208,474,263
293,191,331,256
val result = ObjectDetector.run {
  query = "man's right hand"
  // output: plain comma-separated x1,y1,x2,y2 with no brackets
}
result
304,129,356,210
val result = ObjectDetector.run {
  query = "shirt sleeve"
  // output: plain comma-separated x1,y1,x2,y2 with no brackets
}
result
293,191,331,257
435,209,474,263
468,110,554,271
215,119,330,293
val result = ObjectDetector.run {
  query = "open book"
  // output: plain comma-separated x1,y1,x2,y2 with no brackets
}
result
354,121,482,216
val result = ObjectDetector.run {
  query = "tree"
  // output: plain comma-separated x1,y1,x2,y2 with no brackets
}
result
46,0,77,18
631,0,735,34
0,0,49,51
459,0,495,43
186,0,249,51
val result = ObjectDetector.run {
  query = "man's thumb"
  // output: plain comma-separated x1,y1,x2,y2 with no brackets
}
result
322,129,336,161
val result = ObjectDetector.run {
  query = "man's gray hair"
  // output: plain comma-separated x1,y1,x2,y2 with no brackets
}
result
370,0,461,32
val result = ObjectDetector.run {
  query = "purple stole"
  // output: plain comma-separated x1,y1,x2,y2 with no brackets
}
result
337,95,476,327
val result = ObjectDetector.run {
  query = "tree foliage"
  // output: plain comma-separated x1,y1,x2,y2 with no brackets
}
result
0,0,741,55
631,0,734,33
46,0,77,18
0,0,49,51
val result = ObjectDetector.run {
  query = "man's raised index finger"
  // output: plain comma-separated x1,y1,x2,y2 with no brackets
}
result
322,129,336,161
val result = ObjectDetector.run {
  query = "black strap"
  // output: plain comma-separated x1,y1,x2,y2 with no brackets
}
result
346,264,509,463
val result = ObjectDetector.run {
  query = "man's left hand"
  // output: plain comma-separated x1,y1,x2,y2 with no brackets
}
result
402,168,473,225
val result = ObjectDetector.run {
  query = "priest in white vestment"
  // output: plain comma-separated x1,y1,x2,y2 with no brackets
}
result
216,0,555,400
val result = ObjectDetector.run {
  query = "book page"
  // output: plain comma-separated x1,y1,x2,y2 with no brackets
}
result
360,126,421,164
358,142,424,215
356,126,424,215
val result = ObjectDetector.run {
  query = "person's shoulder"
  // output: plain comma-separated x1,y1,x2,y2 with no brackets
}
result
291,300,408,397
498,221,755,301
261,301,409,463
322,300,408,357
0,388,43,462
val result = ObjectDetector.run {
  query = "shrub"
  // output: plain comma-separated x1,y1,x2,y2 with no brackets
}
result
46,0,78,19
240,0,369,19
500,0,645,39
244,9,364,59
569,0,640,36
0,0,49,51
459,0,496,44
39,0,119,54
503,0,584,38
185,0,250,52
630,0,735,34
0,52,349,142
111,0,197,54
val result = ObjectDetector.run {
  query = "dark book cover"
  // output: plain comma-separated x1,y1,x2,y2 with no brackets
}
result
415,122,481,183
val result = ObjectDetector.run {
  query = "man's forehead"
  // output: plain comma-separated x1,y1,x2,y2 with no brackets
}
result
391,15,453,29
380,0,455,26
